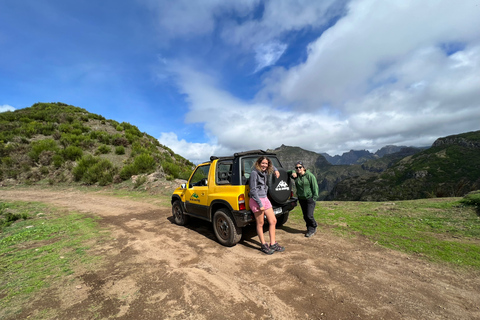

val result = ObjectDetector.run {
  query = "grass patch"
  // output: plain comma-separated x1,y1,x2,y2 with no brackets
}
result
291,197,480,269
0,200,106,317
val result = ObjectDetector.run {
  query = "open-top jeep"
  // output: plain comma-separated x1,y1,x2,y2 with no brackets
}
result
171,150,297,246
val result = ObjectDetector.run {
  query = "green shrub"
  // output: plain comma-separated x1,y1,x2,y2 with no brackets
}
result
119,164,136,181
133,153,156,173
73,155,99,181
52,154,64,168
83,159,116,185
2,156,14,167
116,125,124,131
62,145,83,161
0,203,28,230
112,136,128,147
115,146,125,155
460,191,480,207
73,155,116,185
28,139,59,162
96,144,111,155
58,123,73,133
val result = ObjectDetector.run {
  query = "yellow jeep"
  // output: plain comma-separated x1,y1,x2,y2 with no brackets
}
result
171,150,297,246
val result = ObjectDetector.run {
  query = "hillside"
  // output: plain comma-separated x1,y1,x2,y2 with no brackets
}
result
328,130,480,201
0,102,194,187
269,144,421,200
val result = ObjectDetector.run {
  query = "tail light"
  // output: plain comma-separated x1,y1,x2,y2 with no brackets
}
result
238,194,246,210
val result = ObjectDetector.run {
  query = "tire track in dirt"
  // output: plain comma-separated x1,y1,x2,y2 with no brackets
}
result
2,189,480,319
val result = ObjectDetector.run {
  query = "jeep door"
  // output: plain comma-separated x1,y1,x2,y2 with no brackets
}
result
185,163,210,219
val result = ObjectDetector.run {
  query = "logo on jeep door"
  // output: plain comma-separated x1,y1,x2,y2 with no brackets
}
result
275,180,289,191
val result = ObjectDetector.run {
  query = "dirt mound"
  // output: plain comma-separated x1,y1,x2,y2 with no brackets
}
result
1,189,479,319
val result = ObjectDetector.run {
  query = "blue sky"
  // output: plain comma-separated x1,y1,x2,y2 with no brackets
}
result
1,0,480,163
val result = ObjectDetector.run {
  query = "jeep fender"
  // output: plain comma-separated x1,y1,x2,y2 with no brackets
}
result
209,199,251,227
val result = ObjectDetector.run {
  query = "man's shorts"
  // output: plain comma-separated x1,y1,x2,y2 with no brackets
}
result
249,197,272,213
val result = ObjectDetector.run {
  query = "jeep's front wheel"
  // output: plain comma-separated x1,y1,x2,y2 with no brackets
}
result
213,209,242,247
172,200,189,226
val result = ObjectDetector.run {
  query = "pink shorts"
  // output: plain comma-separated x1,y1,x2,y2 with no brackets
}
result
249,197,272,213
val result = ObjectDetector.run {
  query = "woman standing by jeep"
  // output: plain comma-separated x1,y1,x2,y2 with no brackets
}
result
249,156,285,254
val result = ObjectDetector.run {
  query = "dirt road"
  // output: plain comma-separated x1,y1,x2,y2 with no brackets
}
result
2,189,479,319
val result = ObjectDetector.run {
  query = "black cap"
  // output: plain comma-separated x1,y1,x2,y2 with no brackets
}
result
296,161,304,167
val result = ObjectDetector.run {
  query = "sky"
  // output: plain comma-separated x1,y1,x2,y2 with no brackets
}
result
1,0,480,163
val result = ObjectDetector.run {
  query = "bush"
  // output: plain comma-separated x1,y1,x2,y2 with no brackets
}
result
83,159,116,185
28,139,59,162
96,144,111,155
52,154,64,168
460,190,480,207
62,146,83,161
119,164,136,181
133,153,156,173
73,155,117,185
112,136,129,147
115,146,125,155
73,155,99,181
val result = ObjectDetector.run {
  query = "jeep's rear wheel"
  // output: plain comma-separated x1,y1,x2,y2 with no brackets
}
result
172,200,189,226
213,209,242,247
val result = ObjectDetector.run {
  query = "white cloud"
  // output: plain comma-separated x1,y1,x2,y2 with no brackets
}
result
223,0,341,49
158,132,223,164
254,41,288,72
260,0,480,109
0,105,15,113
156,0,480,160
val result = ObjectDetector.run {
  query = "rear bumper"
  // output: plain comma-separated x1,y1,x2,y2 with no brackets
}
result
232,198,297,227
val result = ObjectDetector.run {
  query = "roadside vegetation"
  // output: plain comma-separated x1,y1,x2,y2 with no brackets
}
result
0,199,106,318
288,193,480,268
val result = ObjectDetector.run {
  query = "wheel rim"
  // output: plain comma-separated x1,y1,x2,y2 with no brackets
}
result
173,205,182,222
216,216,229,240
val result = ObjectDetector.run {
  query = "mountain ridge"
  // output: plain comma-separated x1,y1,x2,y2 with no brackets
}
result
269,131,480,201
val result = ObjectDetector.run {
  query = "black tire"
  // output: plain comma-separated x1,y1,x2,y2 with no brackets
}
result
172,200,189,226
276,212,289,227
267,167,292,204
212,209,242,247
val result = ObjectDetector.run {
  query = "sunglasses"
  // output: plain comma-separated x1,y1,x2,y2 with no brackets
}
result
295,166,303,169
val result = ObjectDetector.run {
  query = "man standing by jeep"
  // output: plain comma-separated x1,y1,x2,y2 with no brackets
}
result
289,161,319,237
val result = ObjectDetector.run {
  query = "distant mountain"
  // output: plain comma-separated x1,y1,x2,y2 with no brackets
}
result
322,145,427,165
268,145,330,173
271,144,427,200
322,150,376,165
328,131,480,201
0,102,194,186
270,133,479,201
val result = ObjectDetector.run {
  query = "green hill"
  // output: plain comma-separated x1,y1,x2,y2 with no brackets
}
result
329,131,480,201
0,102,194,187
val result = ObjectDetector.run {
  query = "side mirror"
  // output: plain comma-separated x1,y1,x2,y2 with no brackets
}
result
181,183,186,189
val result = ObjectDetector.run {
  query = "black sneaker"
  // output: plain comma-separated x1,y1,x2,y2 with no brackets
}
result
270,242,285,252
305,229,316,238
260,243,274,255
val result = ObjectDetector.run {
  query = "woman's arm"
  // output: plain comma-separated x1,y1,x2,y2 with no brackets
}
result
249,170,263,207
